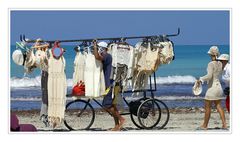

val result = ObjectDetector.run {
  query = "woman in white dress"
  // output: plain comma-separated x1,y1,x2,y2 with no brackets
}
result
197,46,227,130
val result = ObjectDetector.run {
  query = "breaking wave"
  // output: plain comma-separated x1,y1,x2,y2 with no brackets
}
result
10,75,196,88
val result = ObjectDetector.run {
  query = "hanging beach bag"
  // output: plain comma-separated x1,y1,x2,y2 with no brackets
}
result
12,42,31,66
12,49,26,66
129,99,150,118
129,100,142,116
52,41,63,59
72,81,85,96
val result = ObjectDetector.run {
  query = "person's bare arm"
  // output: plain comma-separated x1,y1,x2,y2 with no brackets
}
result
93,40,103,61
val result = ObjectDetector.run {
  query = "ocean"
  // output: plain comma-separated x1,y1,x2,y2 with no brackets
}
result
10,45,229,110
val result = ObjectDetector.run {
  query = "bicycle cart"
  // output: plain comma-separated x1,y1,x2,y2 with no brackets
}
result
18,29,179,131
64,72,170,130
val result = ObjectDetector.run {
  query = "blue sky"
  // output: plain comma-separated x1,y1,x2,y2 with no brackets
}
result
10,10,229,45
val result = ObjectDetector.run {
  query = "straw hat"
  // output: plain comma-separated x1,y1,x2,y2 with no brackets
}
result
36,38,43,42
217,54,229,61
192,80,202,96
207,46,220,56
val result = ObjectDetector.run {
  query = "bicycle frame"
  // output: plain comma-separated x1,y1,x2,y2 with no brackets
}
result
70,71,158,116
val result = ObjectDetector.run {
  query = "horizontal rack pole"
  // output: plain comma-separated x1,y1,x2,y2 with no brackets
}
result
20,28,180,44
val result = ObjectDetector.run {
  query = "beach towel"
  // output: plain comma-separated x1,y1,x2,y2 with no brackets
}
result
47,50,67,127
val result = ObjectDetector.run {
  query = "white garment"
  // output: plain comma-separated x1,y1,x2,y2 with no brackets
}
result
47,51,67,127
132,41,174,94
222,63,230,87
73,52,86,86
136,42,161,72
132,42,152,93
35,49,48,72
24,49,36,74
111,43,133,66
84,49,105,98
109,43,135,91
200,61,224,100
154,41,174,64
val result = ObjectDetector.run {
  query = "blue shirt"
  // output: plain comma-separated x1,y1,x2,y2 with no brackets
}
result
102,53,112,87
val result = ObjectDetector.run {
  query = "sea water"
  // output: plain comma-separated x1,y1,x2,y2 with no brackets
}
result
10,45,229,110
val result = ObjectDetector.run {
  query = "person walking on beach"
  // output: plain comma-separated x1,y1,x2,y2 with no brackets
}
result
93,40,125,131
197,46,227,130
217,54,230,113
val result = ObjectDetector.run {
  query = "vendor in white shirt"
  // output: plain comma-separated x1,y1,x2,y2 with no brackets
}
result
217,54,230,113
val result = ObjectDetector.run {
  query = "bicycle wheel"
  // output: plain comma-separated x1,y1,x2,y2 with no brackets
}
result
130,112,143,129
137,98,161,129
154,99,170,129
64,99,95,131
129,98,149,129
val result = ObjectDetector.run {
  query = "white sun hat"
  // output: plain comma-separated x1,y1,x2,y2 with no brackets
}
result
207,46,220,56
97,41,108,48
192,80,202,96
217,54,229,61
12,50,24,66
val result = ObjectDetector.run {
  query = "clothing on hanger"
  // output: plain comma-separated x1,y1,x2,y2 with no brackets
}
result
24,49,37,74
73,51,86,86
108,42,135,92
47,49,67,128
84,46,105,98
35,49,48,72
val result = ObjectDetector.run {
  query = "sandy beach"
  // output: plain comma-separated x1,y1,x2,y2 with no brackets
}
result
11,107,230,132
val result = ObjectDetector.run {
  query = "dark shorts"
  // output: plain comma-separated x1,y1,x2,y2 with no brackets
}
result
102,88,113,108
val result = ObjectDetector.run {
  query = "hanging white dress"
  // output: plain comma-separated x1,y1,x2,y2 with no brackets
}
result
73,52,85,86
47,50,67,127
84,48,105,98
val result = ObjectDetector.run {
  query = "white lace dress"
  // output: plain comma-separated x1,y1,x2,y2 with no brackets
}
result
47,51,67,127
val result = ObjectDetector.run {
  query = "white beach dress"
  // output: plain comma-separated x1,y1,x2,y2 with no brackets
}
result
84,49,105,98
47,51,67,127
73,52,85,86
200,61,224,100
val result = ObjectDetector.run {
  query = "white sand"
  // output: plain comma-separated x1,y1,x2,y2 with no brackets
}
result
12,108,230,132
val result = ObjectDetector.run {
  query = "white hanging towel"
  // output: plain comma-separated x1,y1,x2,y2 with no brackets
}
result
47,50,67,127
73,52,85,86
84,49,105,98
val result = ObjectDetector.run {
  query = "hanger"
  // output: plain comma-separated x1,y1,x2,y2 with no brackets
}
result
116,38,131,50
